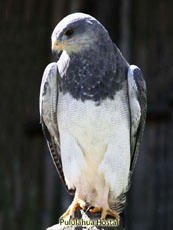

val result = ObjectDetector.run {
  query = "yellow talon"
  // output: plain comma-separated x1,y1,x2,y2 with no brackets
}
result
61,197,86,219
89,205,120,221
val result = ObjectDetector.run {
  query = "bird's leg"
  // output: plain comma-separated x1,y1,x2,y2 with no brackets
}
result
61,191,86,219
89,184,120,221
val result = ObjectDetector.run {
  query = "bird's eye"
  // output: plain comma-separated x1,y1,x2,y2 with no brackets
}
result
64,29,74,36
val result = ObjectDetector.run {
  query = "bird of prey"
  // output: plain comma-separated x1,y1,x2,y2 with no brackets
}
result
40,13,147,221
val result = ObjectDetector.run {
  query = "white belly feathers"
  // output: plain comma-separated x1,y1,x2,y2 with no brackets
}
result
57,87,130,201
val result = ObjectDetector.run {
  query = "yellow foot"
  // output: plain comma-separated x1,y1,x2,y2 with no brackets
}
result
89,205,120,221
61,198,86,219
102,208,120,221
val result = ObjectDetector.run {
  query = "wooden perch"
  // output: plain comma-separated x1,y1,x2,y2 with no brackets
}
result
46,207,125,230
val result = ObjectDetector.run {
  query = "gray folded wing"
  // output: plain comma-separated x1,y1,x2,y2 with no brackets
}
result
39,62,74,195
127,65,147,173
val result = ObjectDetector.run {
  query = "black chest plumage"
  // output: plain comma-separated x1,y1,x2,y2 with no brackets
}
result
58,44,128,103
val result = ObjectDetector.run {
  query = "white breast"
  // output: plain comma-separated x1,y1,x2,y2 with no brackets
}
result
58,86,129,164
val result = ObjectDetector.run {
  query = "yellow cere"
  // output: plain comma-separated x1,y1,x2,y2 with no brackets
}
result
53,38,74,51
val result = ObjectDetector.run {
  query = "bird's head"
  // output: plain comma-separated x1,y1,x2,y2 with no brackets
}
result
51,13,109,56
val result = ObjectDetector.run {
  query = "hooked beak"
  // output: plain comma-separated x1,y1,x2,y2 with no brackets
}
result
52,40,59,56
52,38,75,56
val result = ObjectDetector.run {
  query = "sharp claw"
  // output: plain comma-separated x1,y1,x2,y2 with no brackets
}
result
102,209,120,221
89,206,102,214
61,209,70,219
88,205,120,221
101,210,107,220
78,199,87,211
86,205,94,213
61,198,86,219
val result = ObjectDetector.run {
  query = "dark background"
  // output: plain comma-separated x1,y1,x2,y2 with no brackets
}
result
0,0,173,230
